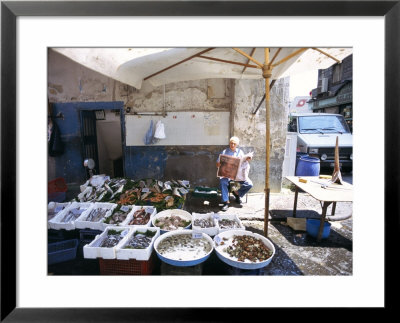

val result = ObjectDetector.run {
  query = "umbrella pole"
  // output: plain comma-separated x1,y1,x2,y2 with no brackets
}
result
263,48,272,237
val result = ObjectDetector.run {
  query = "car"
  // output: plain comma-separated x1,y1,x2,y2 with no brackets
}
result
288,112,353,172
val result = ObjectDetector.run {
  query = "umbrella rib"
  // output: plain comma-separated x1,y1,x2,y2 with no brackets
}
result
311,48,341,63
271,48,308,67
232,48,264,68
198,55,261,69
269,48,282,66
143,48,216,81
241,48,257,74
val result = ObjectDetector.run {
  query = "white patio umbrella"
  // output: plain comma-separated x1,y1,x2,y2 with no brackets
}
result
53,47,349,236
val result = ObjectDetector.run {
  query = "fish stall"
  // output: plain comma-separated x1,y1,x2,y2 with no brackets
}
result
48,175,276,275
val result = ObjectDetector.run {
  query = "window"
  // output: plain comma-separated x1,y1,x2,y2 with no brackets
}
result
332,64,342,83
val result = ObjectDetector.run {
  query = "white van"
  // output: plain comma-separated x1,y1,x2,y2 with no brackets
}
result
288,113,353,172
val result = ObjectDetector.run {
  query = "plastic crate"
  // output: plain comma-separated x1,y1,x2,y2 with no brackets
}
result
48,178,68,202
192,187,219,198
98,253,155,275
48,239,78,265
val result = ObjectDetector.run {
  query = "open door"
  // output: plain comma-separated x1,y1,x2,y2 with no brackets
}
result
80,110,100,177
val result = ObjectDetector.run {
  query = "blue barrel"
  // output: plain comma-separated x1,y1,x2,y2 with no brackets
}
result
295,155,320,176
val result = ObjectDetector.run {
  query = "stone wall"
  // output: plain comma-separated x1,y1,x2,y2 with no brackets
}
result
232,77,289,193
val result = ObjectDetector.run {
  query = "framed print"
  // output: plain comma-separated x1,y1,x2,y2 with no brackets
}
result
1,0,399,321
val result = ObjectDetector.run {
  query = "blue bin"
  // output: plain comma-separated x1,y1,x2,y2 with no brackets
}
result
306,219,331,239
296,155,320,176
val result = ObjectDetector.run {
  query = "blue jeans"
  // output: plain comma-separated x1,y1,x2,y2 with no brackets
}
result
220,177,253,203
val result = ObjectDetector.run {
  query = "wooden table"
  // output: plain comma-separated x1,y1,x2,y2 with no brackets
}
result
285,176,353,241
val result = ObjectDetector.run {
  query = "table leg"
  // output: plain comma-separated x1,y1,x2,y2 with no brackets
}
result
293,186,299,217
331,202,336,215
318,201,332,242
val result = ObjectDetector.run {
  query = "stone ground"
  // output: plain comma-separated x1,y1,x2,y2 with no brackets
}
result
48,174,353,276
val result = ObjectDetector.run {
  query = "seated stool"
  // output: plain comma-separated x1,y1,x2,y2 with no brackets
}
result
228,181,248,203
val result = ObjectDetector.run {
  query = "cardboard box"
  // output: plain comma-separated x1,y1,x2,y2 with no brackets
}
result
287,217,307,231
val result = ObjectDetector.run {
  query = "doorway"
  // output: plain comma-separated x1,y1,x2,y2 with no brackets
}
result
80,108,124,179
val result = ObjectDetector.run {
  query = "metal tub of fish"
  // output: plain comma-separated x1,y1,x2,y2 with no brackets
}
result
116,227,160,261
151,209,192,234
83,226,131,259
191,212,218,237
47,202,71,228
154,230,214,267
213,230,275,270
122,206,157,228
102,205,134,229
75,202,117,230
215,213,245,233
48,202,93,231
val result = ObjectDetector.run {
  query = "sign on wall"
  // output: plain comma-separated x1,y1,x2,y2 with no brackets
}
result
125,111,230,146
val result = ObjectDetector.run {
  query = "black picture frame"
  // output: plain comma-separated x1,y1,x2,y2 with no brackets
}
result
1,1,398,321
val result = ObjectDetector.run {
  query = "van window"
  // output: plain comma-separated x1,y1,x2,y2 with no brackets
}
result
298,115,351,134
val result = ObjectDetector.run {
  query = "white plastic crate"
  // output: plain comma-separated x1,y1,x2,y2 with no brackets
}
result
83,226,132,259
116,227,160,261
102,205,135,230
191,212,218,236
47,202,71,228
48,202,93,231
215,213,245,233
75,202,117,230
122,205,157,227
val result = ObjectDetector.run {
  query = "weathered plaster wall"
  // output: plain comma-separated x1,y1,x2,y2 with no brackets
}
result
232,77,290,193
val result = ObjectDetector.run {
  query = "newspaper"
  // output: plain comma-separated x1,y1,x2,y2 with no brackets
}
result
217,152,254,181
217,154,241,180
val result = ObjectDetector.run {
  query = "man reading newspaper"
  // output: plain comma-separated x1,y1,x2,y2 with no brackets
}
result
216,136,253,211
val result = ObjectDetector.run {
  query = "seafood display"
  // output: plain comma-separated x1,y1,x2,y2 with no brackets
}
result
104,205,131,225
218,218,242,230
222,235,273,262
194,217,215,228
214,230,275,269
127,207,153,226
85,207,109,222
73,176,189,212
59,206,88,223
47,202,68,221
123,230,156,249
99,229,126,248
154,214,191,231
156,233,212,261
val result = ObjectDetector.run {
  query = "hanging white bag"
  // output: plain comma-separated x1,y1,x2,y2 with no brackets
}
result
154,120,166,139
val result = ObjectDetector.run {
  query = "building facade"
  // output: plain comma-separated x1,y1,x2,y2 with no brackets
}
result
308,54,353,132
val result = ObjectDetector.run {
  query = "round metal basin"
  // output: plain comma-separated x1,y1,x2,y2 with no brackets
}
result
154,230,214,267
213,230,275,270
151,209,192,234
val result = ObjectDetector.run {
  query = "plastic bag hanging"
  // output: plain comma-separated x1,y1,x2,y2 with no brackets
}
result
144,120,155,145
154,120,166,139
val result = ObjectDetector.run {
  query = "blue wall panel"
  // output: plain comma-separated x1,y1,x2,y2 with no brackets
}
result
124,146,167,180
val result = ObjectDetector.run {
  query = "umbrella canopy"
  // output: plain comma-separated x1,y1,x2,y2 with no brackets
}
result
53,46,351,236
52,47,351,90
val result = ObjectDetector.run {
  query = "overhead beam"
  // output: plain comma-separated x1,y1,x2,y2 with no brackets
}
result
144,47,215,81
232,48,264,68
198,55,261,69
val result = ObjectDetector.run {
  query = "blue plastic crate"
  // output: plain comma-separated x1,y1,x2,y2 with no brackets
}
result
48,239,78,265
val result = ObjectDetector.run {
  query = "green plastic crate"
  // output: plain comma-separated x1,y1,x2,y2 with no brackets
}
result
192,187,219,198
